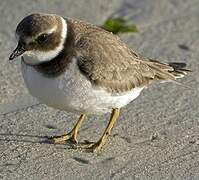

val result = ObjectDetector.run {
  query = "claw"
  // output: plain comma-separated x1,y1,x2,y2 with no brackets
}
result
87,140,105,153
75,139,105,153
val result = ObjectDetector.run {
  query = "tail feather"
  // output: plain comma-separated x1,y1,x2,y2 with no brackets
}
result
147,59,191,81
168,62,191,79
168,62,186,69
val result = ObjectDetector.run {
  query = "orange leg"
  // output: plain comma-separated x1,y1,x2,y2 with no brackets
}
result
50,114,86,144
87,108,120,152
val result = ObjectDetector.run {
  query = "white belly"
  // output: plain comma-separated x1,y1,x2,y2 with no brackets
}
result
21,60,144,114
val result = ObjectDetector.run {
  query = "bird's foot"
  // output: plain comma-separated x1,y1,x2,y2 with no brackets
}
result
77,138,106,153
49,133,77,144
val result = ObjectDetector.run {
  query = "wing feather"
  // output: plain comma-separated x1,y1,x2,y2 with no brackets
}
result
73,25,181,93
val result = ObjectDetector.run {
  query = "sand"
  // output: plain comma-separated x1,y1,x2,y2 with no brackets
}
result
0,0,198,179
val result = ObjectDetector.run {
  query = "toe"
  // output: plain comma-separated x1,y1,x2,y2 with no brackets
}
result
49,134,71,144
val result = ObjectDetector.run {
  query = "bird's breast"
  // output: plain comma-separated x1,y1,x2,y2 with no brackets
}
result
21,59,109,113
21,59,144,114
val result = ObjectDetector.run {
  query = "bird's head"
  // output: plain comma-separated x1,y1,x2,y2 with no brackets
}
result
9,13,67,65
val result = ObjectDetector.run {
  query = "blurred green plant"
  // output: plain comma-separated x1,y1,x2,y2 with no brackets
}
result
101,17,138,34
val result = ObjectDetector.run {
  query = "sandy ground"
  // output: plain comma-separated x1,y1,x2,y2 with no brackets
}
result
0,0,199,179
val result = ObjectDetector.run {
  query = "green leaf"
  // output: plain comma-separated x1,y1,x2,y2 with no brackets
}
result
101,18,138,34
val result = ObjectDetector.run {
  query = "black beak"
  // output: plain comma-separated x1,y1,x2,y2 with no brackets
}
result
9,43,25,61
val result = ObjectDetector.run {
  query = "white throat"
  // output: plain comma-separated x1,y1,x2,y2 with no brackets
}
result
23,17,67,65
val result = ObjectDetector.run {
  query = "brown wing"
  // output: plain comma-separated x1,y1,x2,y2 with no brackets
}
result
75,30,176,93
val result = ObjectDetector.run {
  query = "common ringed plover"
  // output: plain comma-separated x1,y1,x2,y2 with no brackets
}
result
9,13,190,152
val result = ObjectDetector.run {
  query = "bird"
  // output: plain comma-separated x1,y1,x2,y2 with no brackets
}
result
9,13,190,152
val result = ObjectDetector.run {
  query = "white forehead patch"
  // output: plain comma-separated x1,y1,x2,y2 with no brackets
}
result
23,17,67,65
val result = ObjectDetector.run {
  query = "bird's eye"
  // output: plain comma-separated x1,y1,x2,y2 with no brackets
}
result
37,34,48,44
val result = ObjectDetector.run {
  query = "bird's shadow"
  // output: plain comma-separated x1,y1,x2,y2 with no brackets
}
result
0,132,93,149
0,122,94,148
0,133,54,145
